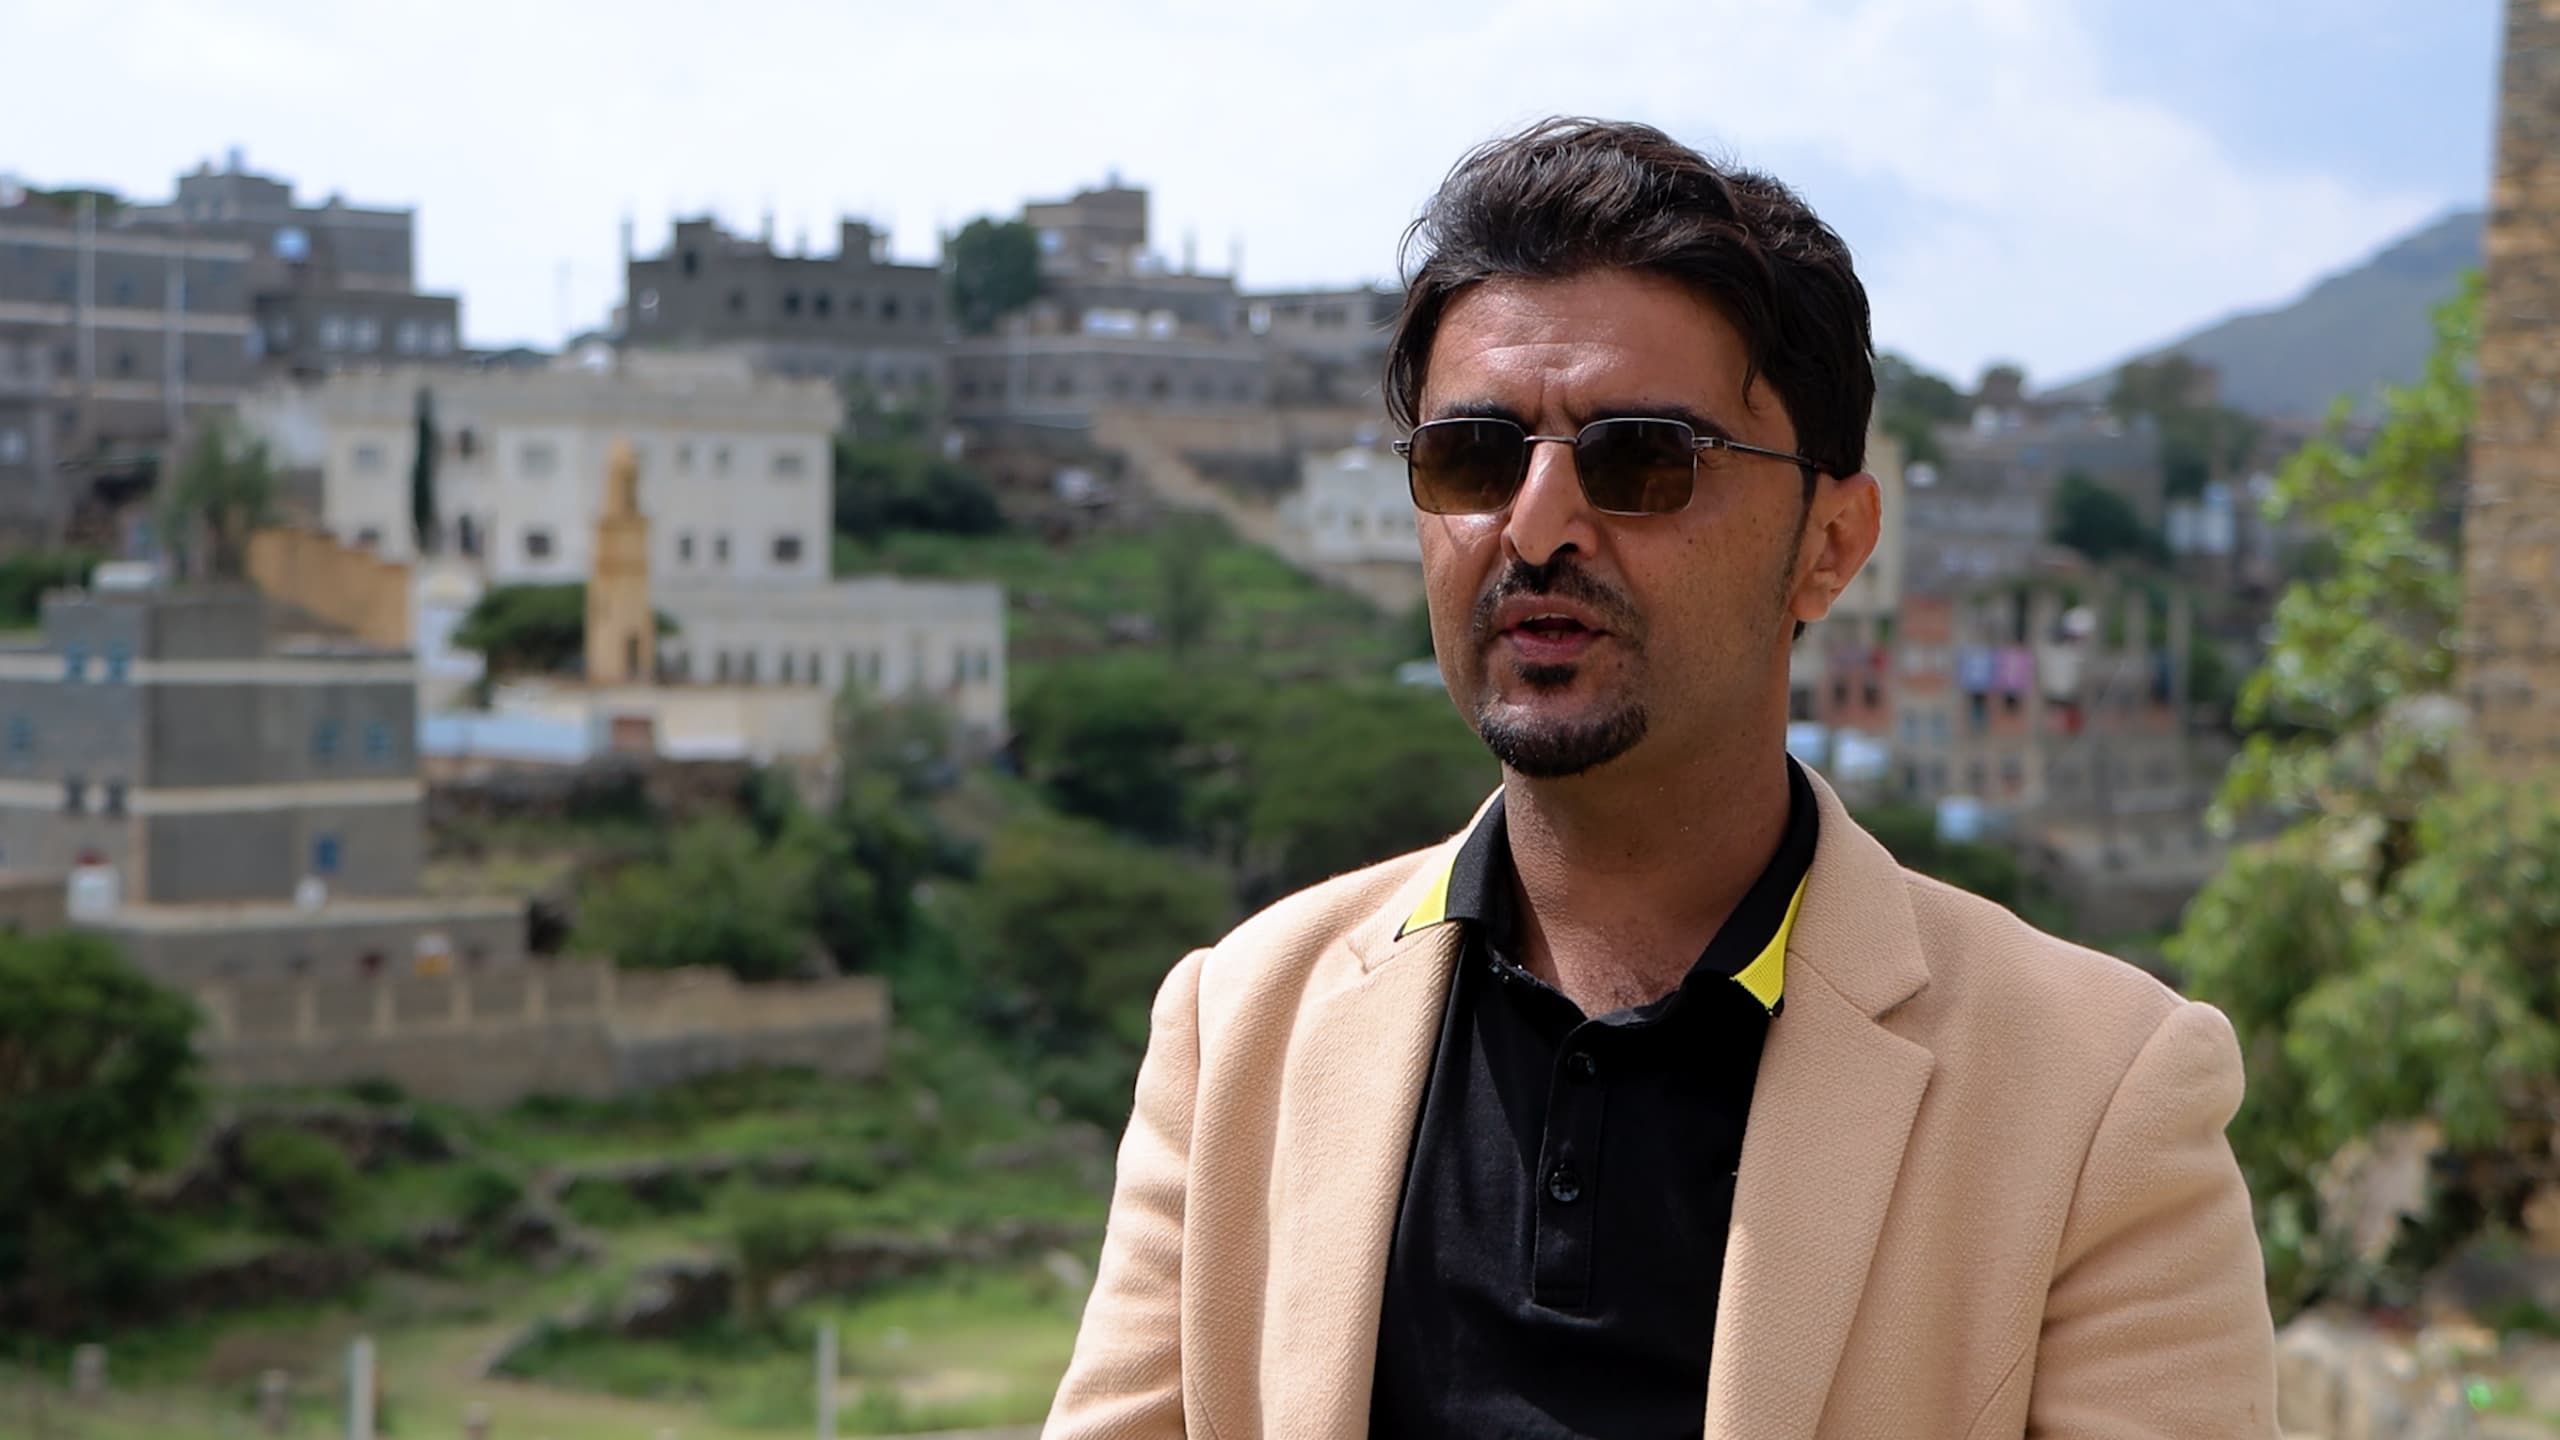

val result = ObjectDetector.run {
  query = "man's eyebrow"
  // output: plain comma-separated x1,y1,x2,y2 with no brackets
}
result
1423,398,1530,425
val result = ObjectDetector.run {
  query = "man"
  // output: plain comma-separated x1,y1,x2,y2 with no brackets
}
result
1046,119,2277,1439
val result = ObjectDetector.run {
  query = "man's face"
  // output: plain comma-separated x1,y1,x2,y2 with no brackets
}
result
1414,269,1864,781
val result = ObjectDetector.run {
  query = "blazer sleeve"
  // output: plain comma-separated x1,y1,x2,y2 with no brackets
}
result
2022,1000,2280,1438
1044,948,1208,1440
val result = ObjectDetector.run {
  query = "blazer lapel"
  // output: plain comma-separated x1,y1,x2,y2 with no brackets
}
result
1707,774,1936,1440
1253,854,1465,1438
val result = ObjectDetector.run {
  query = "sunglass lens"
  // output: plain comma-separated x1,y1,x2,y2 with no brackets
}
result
1406,420,1525,515
1576,419,1696,514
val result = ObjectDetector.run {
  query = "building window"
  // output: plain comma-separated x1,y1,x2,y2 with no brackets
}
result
456,427,479,461
783,289,802,317
427,324,455,355
726,288,745,315
773,450,806,479
6,716,30,757
312,834,343,876
113,349,135,378
104,645,129,682
355,526,383,550
394,320,422,354
677,532,695,564
524,528,555,561
350,317,380,351
62,776,84,814
313,719,341,761
714,651,732,682
713,445,732,475
676,443,694,474
714,532,731,564
354,443,386,474
813,292,832,319
62,645,87,682
0,428,24,465
882,296,902,321
739,651,759,684
780,652,798,684
519,441,559,478
681,250,700,277
773,534,804,564
364,721,391,762
102,781,126,817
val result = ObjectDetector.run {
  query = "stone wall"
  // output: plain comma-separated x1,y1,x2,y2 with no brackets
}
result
188,959,889,1105
2467,0,2560,770
246,528,412,651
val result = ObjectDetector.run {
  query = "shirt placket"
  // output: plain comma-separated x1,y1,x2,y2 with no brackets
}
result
1530,1017,1608,1313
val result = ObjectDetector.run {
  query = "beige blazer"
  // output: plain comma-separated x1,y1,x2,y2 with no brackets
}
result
1046,773,2278,1439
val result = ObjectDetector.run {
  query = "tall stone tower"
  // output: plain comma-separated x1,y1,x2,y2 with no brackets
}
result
586,439,654,685
2467,0,2560,768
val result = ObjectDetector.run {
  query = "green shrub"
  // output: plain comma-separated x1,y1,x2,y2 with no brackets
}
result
235,1127,357,1238
343,1077,406,1107
727,1191,845,1320
453,1164,524,1227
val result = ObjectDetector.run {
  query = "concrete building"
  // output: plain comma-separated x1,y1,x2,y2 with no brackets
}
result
1279,442,1415,566
0,330,60,546
653,577,1006,736
240,355,838,588
0,579,519,984
0,183,258,460
1902,412,2164,595
1787,429,1907,736
1246,285,1402,408
121,151,465,382
951,180,1268,426
2467,0,2560,770
622,215,944,399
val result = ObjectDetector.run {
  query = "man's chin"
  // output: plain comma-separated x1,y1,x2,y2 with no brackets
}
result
1470,694,1650,780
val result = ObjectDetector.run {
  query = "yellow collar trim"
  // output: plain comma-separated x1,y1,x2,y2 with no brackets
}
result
1397,854,1810,1016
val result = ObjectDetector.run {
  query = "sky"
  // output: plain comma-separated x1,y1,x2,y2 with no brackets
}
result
0,0,2501,388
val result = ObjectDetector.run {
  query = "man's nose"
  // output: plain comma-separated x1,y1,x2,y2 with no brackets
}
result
1502,437,1598,568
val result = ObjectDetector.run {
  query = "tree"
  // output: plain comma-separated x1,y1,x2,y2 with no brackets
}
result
453,583,675,677
1874,351,1969,469
2167,274,2504,1316
159,418,277,581
960,812,1231,1119
1240,684,1495,905
946,217,1041,337
2107,355,2261,500
0,932,201,1330
1013,657,1207,844
0,550,99,629
411,387,440,555
2051,470,2168,566
573,819,819,981
832,437,1003,542
1157,519,1219,660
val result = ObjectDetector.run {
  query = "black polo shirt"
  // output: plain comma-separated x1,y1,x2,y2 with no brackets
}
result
1370,759,1819,1438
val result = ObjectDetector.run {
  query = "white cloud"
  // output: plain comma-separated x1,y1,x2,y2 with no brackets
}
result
0,0,2460,382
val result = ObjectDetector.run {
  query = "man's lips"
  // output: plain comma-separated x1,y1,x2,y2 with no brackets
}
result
1493,601,1610,664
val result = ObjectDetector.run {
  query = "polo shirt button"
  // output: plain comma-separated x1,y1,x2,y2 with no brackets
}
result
1547,1167,1582,1204
1566,1051,1599,1083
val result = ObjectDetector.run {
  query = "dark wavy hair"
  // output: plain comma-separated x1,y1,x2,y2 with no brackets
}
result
1385,117,1875,483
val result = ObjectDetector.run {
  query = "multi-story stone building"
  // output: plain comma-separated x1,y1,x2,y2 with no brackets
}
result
122,151,466,381
950,181,1267,425
1901,411,2164,595
0,331,59,546
622,215,944,400
0,183,258,459
1245,285,1403,409
0,579,519,983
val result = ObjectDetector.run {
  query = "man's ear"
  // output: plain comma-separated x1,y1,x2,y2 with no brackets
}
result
1790,471,1882,626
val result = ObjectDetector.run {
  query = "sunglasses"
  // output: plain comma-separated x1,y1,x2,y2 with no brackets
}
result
1393,416,1820,517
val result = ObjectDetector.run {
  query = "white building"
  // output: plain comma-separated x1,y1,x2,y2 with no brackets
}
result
240,354,835,589
1285,445,1419,566
654,577,1007,738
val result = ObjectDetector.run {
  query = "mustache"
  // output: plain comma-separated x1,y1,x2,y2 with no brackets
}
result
1469,556,1643,645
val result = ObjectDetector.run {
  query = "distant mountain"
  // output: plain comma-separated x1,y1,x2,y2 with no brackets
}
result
2045,209,2481,420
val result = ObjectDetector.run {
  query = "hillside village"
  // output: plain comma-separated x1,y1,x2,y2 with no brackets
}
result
0,19,2547,1439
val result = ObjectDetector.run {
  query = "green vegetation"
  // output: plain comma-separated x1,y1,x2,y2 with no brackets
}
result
832,437,1002,543
2051,469,2169,567
2107,353,2262,500
0,548,99,628
573,818,821,981
945,217,1042,337
1874,350,1969,469
451,583,677,678
157,418,277,581
0,931,202,1334
2169,275,2534,1319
